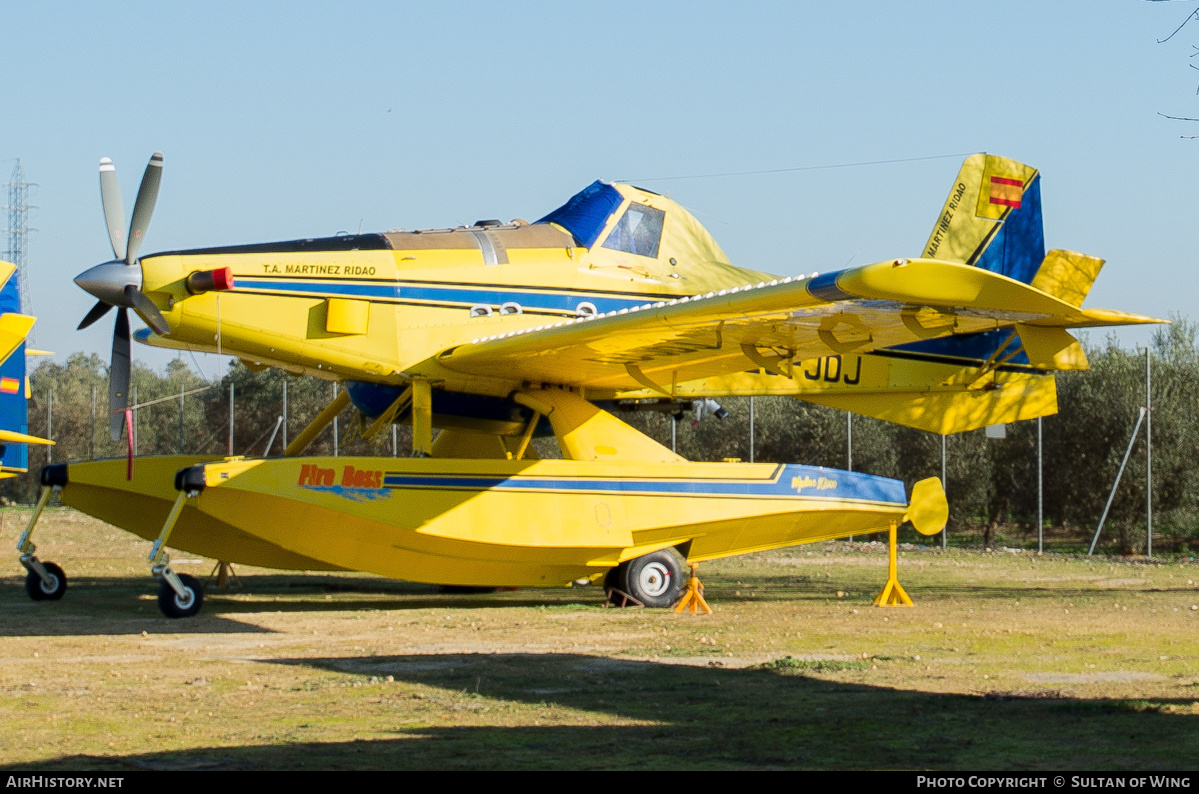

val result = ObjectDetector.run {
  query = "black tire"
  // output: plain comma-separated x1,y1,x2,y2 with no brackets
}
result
621,551,683,608
158,573,204,618
25,562,66,601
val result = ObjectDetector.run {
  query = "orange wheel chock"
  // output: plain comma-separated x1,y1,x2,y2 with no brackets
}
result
674,563,713,614
873,521,914,607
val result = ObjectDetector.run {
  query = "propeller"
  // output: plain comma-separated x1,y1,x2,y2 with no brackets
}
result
75,152,170,441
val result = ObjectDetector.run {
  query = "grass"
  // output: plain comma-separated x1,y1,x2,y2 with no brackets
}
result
0,506,1196,770
759,657,868,673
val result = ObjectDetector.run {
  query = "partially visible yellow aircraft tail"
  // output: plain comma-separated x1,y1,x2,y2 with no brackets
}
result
796,154,1104,433
0,260,52,477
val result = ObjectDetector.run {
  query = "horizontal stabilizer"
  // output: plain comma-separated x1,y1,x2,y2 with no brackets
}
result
1030,249,1104,307
1015,324,1088,370
0,314,36,365
0,428,53,446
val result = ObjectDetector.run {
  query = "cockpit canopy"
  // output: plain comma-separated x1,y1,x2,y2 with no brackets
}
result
536,181,728,268
536,181,624,248
536,180,667,259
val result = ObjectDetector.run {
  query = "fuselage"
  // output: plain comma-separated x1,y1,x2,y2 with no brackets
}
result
135,182,774,398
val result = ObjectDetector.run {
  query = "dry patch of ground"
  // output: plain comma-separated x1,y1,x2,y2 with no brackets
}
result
0,507,1197,770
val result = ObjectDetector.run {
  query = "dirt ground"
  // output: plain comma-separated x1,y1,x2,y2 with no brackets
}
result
0,506,1196,770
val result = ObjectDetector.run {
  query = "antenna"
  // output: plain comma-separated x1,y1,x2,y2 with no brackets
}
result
3,160,36,324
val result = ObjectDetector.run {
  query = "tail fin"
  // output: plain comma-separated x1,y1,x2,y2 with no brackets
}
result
923,153,1044,285
799,156,1094,432
0,261,50,476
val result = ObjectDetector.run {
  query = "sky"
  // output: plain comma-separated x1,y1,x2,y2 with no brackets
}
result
1,0,1197,376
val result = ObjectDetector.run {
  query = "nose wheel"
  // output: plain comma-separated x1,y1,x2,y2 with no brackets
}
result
24,560,66,601
17,481,68,602
149,485,207,618
157,573,203,618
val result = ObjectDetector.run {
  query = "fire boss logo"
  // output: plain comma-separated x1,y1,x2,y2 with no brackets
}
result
297,464,383,489
340,465,383,489
298,464,335,486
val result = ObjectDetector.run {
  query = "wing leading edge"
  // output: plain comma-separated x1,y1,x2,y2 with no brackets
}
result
429,257,1158,396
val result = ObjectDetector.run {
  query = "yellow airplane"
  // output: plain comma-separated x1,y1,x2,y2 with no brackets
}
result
17,152,1158,618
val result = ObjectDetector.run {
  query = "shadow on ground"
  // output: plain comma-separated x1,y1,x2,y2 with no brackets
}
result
11,652,1198,770
2,565,1172,634
0,573,609,633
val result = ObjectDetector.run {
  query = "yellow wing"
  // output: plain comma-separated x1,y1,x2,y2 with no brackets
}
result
427,257,1158,394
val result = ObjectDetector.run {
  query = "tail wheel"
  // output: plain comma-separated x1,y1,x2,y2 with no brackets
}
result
158,573,204,618
621,551,684,608
25,562,67,601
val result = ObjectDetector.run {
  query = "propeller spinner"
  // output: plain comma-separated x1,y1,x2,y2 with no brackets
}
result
75,152,171,441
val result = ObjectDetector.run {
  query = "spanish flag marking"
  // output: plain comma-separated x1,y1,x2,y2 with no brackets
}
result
0,377,19,394
988,176,1023,208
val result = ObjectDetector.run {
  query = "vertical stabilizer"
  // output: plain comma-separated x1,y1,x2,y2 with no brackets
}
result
0,264,30,472
922,154,1044,285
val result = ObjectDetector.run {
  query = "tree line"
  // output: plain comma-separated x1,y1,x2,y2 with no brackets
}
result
11,322,1195,556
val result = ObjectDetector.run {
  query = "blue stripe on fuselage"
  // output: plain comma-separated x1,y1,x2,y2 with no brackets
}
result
234,279,656,314
381,464,906,505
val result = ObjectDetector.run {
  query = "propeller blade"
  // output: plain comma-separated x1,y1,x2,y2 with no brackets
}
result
125,152,163,264
124,285,170,335
109,308,131,441
78,300,114,331
98,157,127,262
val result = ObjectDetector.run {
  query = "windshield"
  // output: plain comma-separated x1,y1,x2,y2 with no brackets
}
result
601,203,664,258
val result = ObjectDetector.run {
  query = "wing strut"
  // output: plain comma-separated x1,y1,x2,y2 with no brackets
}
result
283,388,351,457
625,364,672,397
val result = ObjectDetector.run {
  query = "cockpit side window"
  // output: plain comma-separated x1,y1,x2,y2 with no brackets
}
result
601,204,665,258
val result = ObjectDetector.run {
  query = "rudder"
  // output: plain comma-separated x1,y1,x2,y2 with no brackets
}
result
922,154,1044,285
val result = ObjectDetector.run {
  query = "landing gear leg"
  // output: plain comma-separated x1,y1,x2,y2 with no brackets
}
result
17,485,67,601
873,521,914,607
150,488,203,618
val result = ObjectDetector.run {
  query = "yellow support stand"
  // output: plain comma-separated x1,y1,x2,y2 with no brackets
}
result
673,563,713,614
207,561,241,591
873,521,914,607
